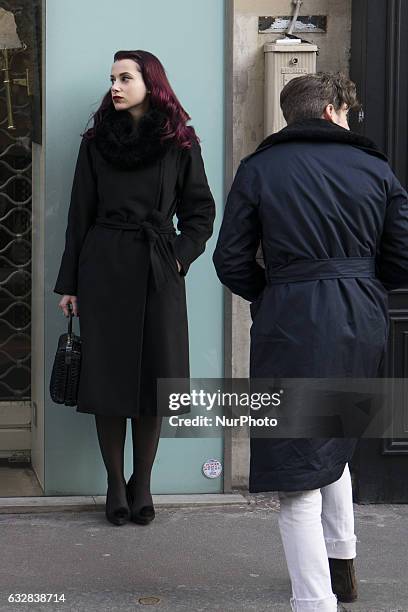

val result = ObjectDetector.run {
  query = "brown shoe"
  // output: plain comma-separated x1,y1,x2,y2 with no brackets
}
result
328,558,358,603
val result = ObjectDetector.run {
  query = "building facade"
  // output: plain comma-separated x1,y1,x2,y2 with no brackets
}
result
0,0,406,500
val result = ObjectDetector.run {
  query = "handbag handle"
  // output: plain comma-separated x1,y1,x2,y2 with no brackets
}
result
67,302,73,337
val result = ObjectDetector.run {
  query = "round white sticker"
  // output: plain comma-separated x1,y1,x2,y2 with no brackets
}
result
202,459,222,479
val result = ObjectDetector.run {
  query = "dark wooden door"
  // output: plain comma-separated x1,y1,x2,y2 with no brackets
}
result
350,0,408,502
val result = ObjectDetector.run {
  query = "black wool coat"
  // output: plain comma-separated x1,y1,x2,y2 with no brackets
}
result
213,118,408,492
54,108,215,417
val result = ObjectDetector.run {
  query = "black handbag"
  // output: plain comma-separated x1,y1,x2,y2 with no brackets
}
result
49,303,82,406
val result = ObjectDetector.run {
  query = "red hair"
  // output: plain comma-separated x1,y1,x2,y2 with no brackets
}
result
82,49,199,149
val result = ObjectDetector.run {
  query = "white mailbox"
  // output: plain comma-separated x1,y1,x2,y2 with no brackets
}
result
264,42,318,136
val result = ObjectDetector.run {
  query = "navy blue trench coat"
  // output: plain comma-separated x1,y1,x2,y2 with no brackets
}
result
213,118,408,491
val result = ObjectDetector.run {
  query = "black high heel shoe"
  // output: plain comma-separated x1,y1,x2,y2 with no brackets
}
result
126,480,155,525
105,480,130,526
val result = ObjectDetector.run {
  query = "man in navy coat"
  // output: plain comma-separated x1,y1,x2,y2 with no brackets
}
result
213,72,408,610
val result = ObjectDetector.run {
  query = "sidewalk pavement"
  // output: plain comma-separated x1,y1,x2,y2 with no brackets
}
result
0,492,407,612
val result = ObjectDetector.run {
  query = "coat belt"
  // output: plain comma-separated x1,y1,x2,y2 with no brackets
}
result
94,214,177,292
266,257,376,285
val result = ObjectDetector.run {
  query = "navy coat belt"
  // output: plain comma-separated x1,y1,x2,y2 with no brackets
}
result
266,257,376,284
94,215,177,292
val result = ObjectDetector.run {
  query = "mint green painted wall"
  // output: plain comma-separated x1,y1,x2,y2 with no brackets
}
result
45,0,224,494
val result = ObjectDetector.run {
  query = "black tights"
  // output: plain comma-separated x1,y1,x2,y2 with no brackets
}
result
94,414,162,511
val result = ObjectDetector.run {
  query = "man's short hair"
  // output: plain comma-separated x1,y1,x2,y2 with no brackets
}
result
280,72,361,125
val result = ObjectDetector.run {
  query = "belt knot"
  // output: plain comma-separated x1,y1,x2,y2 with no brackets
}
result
140,220,158,243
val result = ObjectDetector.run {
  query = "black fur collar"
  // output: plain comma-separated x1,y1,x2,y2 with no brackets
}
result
246,118,387,162
93,107,174,169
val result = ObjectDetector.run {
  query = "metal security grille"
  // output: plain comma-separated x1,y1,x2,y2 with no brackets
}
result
0,127,31,401
0,0,35,402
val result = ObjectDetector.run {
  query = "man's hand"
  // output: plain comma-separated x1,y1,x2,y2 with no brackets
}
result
58,295,78,317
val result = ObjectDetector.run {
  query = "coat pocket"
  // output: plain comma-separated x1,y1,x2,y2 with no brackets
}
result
167,237,183,277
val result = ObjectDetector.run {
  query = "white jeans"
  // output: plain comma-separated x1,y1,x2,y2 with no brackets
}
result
278,463,357,612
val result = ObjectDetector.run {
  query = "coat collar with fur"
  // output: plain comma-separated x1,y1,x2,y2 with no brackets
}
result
244,118,387,163
93,107,174,169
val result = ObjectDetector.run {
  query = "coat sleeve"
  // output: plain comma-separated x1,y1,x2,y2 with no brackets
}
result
376,171,408,291
53,138,98,295
173,142,216,275
212,160,266,302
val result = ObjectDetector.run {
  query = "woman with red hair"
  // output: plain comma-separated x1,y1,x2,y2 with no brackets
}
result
53,50,215,526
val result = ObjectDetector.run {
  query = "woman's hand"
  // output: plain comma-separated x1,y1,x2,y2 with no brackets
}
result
58,295,79,317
